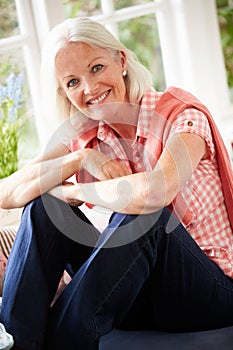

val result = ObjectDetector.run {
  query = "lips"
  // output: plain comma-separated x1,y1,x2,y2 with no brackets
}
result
87,90,110,105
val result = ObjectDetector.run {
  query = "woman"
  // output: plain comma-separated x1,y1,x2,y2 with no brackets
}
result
0,17,233,350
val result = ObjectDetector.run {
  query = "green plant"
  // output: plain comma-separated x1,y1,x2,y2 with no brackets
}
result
216,0,233,90
0,72,24,178
0,0,18,39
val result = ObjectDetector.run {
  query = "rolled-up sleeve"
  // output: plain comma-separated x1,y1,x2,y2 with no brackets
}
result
168,108,215,159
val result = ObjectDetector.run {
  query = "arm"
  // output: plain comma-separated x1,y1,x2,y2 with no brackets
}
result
50,132,207,214
0,143,81,209
0,144,131,210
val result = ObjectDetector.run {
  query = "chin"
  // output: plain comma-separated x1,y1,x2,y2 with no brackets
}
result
85,102,121,122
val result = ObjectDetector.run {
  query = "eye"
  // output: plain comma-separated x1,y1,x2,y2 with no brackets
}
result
92,64,103,73
67,78,79,88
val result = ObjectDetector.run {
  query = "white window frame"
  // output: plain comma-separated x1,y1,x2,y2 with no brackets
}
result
0,0,42,145
0,0,232,151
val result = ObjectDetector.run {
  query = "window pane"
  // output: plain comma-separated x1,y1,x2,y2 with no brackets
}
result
0,0,20,39
114,0,153,10
60,0,165,91
118,14,165,91
216,0,233,101
62,0,102,18
0,48,39,171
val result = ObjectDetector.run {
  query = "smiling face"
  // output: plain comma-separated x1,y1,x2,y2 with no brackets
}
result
55,42,128,120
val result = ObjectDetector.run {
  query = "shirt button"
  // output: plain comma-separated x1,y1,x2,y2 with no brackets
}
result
187,121,193,126
136,152,140,158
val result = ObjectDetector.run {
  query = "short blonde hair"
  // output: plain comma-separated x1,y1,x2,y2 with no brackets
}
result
40,17,152,136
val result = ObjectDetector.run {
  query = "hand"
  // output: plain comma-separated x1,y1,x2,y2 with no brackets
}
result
81,149,131,180
48,181,83,206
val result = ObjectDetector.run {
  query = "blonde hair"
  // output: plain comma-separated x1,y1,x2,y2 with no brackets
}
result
40,17,152,137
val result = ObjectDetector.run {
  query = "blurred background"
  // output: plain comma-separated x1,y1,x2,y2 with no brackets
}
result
0,0,232,179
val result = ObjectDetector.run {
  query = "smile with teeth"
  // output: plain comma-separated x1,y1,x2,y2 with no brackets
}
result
88,90,110,105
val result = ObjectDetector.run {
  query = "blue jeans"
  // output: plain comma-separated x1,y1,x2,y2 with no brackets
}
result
1,194,233,350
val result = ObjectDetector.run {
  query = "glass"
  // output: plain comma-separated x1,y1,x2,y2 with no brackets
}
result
0,48,39,171
118,14,165,91
216,0,233,101
114,0,153,10
62,0,102,18
61,1,165,91
0,0,20,39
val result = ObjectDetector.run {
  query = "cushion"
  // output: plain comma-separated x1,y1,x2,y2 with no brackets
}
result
0,227,16,259
100,326,233,350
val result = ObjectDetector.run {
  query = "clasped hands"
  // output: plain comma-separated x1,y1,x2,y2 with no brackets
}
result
48,149,131,206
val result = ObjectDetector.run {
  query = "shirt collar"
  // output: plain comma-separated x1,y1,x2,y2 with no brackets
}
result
96,87,160,143
136,87,160,140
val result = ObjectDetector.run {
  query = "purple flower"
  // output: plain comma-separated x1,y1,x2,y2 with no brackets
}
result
0,72,24,121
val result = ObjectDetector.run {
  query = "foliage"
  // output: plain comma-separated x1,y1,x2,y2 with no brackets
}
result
118,14,165,90
0,0,18,38
216,0,233,88
0,72,24,178
114,0,151,10
62,0,101,17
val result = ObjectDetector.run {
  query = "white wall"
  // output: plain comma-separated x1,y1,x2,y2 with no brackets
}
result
156,0,231,119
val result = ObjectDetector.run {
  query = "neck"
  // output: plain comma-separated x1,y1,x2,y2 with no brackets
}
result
108,102,140,141
109,123,137,141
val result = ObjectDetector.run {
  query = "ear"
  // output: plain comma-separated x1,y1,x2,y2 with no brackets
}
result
120,51,127,71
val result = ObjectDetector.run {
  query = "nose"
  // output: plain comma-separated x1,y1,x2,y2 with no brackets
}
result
82,77,99,96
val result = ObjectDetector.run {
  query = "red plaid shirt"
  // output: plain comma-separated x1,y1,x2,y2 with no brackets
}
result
69,87,233,277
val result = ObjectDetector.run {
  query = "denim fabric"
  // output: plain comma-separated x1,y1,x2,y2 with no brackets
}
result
1,194,233,350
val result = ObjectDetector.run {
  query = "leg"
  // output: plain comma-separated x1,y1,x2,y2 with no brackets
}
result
119,217,233,332
44,209,178,349
0,194,99,350
44,209,233,350
149,227,233,332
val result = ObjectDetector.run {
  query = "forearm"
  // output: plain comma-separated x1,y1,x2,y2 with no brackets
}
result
48,133,204,215
70,171,172,215
0,151,83,209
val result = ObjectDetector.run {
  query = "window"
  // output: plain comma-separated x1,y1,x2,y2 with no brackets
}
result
62,0,165,91
0,0,40,165
216,0,233,102
0,0,232,160
0,0,20,39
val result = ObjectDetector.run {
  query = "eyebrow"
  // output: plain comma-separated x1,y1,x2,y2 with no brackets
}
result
88,56,104,67
61,56,105,81
62,74,75,81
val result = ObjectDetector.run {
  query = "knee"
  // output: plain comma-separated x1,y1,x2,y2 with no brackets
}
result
159,207,182,234
23,194,65,224
24,195,46,215
125,208,181,244
21,194,66,239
